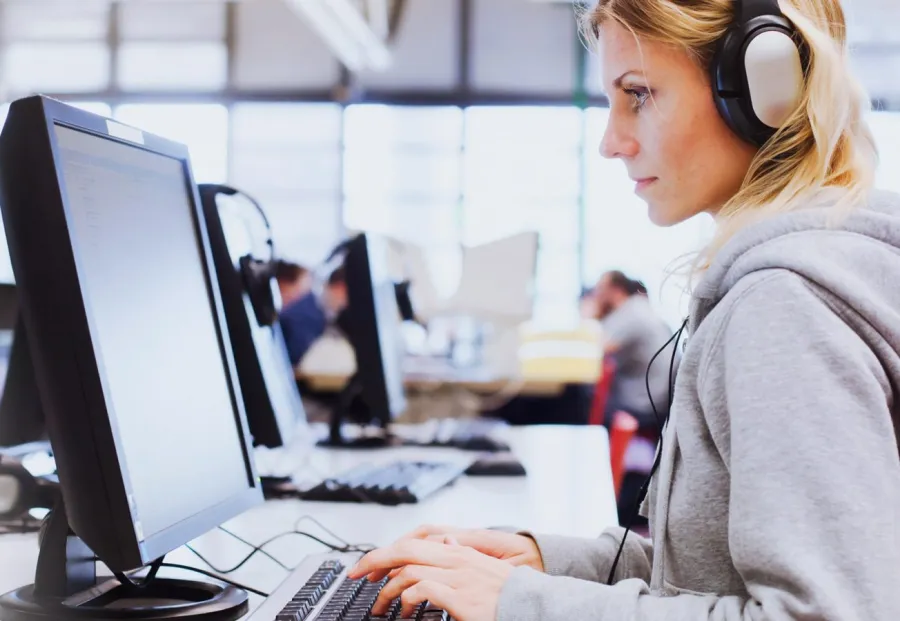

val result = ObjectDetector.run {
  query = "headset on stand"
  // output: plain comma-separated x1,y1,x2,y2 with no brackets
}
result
605,0,808,583
197,184,280,328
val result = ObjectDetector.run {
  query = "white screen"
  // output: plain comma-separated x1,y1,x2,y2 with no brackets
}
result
54,125,251,541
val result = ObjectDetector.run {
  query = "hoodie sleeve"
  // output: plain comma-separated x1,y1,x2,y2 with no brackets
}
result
496,272,900,621
523,528,653,583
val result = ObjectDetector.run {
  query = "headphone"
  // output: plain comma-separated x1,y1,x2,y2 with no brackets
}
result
711,0,807,146
198,184,280,328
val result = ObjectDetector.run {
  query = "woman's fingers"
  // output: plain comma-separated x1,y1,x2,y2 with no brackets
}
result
348,539,460,580
369,565,451,616
406,524,456,540
399,580,457,619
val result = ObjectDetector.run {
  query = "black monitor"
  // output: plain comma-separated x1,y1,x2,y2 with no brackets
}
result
323,233,407,448
0,96,262,621
0,283,47,450
197,184,307,451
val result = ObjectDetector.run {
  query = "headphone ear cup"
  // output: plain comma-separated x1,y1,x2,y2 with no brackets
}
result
711,16,804,146
239,255,278,328
743,30,804,129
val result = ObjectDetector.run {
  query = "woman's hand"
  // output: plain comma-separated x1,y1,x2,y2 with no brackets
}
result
348,536,515,620
394,524,544,572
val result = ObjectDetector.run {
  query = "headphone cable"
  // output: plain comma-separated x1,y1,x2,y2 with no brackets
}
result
606,317,688,585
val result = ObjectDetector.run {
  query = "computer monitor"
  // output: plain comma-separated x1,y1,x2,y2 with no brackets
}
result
323,233,406,447
197,185,307,450
0,96,261,621
0,283,47,450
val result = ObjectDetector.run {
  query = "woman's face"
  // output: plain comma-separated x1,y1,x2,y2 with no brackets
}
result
598,22,758,226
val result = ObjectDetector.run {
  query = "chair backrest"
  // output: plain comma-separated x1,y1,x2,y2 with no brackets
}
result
609,410,639,498
588,357,616,426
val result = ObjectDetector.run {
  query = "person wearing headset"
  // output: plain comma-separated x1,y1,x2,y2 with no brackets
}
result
346,1,900,620
276,261,348,365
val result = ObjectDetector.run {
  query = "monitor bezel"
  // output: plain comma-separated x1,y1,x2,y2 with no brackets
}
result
0,95,262,571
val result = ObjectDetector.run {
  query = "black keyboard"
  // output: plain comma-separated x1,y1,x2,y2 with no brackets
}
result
301,460,468,505
247,556,451,621
420,418,510,452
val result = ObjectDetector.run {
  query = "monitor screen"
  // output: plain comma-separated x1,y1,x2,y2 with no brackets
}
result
52,124,254,542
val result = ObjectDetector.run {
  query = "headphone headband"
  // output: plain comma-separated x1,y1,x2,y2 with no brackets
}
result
736,0,784,24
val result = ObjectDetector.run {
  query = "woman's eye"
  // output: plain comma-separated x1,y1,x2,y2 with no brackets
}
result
624,88,650,111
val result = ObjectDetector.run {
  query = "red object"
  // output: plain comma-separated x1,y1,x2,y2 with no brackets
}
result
609,410,639,498
589,357,617,426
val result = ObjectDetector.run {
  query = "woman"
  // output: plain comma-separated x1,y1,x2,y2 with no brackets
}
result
348,0,900,619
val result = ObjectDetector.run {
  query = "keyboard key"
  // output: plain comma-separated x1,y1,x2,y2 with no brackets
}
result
301,461,468,505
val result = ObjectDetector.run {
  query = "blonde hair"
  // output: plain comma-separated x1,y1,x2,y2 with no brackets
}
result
585,0,878,279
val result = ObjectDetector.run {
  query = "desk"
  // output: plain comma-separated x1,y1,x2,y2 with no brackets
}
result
0,425,615,619
297,367,591,398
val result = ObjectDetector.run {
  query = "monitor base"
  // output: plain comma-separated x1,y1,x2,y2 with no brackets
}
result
0,578,248,621
0,501,249,621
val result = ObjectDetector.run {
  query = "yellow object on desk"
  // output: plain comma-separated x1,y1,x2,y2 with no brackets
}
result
517,321,603,385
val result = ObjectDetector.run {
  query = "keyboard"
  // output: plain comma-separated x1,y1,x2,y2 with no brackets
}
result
418,417,510,453
300,460,469,505
246,553,452,621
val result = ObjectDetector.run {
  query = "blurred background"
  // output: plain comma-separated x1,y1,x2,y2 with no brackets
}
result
0,0,896,328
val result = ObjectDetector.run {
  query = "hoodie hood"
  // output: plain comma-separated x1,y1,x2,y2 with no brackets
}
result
689,188,900,341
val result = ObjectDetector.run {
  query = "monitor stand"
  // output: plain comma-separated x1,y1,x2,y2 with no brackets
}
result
0,499,249,621
316,372,404,449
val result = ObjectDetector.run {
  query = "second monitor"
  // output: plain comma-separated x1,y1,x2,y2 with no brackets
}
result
322,232,407,448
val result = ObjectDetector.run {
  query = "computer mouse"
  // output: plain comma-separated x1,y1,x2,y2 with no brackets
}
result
465,453,527,477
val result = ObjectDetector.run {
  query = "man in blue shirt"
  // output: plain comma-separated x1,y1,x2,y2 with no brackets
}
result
276,261,348,366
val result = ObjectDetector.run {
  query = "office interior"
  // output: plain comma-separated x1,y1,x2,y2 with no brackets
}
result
0,1,896,620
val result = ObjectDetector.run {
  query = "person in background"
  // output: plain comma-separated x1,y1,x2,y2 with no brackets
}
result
594,270,674,427
276,261,348,365
274,260,313,310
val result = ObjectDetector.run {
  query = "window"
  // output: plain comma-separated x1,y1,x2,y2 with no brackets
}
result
463,106,584,324
230,103,344,267
2,42,110,94
343,105,464,297
117,43,228,91
582,108,712,328
114,104,229,183
870,111,900,194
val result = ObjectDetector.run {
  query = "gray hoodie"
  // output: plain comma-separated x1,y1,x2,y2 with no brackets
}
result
497,188,900,620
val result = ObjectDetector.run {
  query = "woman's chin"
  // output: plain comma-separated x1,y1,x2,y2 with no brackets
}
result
646,199,697,228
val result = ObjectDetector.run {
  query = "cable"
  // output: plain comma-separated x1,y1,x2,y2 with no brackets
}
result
113,556,165,590
606,317,688,585
160,563,269,598
217,525,291,571
185,525,374,577
293,514,375,552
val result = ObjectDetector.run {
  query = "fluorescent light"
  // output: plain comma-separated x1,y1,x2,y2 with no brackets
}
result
285,0,392,72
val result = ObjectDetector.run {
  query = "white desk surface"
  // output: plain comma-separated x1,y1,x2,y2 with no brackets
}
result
0,425,615,619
